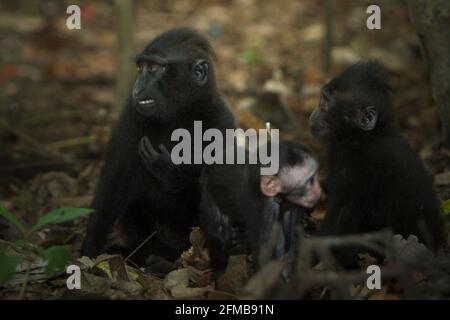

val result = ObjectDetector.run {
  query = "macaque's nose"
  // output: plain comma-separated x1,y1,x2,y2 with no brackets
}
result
306,179,322,207
313,179,322,201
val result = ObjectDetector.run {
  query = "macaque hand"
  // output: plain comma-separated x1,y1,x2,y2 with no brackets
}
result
139,136,180,186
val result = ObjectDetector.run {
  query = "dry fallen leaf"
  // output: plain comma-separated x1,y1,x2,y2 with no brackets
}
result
164,268,191,292
164,268,212,299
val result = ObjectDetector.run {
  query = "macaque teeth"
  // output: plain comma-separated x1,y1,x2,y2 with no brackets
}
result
139,99,155,105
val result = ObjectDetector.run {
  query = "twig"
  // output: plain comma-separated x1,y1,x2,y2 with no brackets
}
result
294,229,409,299
124,231,157,262
46,136,96,150
17,258,31,300
322,0,334,73
0,159,93,173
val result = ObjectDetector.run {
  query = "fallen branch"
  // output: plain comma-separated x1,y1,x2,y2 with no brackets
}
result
46,136,96,150
0,119,71,164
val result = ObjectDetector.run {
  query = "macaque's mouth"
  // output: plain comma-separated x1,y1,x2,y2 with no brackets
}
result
138,98,155,105
288,197,320,209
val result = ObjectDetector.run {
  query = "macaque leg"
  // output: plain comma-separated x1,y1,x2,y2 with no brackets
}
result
200,190,233,275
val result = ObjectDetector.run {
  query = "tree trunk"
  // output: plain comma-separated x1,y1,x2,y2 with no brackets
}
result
322,0,334,73
407,0,450,147
114,0,135,112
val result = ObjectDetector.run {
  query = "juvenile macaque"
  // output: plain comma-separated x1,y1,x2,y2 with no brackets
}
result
309,61,444,267
199,141,322,277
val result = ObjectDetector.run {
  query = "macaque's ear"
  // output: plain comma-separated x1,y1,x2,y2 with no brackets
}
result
357,106,378,131
260,175,281,197
193,59,209,86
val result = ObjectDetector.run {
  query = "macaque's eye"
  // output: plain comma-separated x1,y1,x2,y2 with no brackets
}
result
307,175,315,187
320,96,329,111
136,62,162,73
148,63,160,73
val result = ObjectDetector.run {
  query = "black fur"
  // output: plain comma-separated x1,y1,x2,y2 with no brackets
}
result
81,28,235,264
310,61,444,267
199,141,316,275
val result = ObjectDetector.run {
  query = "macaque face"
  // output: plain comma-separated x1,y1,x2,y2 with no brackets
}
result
310,78,380,138
309,90,331,138
278,161,322,208
260,157,322,209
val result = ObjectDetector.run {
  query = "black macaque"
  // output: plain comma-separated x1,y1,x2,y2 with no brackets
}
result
81,28,235,265
199,141,322,278
309,61,444,267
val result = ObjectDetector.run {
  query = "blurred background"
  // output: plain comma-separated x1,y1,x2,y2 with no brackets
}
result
0,0,449,298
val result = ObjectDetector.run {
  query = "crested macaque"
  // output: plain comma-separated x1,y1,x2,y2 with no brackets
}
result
81,28,235,265
309,61,444,267
199,140,322,276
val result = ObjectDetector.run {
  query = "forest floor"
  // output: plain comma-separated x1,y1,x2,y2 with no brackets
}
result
0,0,449,299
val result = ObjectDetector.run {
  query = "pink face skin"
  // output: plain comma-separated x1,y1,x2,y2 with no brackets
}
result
260,157,322,209
283,171,322,208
